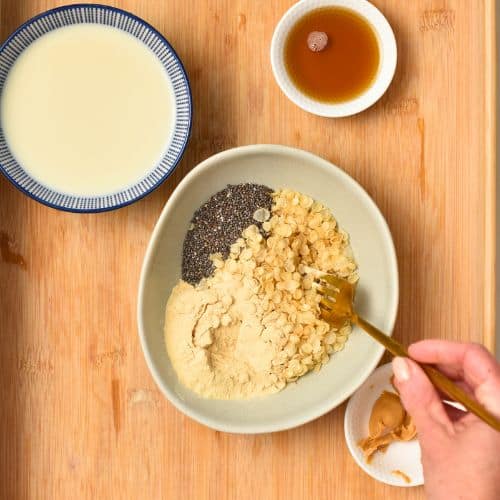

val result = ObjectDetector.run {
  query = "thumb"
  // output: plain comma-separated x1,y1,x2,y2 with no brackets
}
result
392,357,454,440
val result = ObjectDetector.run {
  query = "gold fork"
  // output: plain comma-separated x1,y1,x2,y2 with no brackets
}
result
308,267,500,432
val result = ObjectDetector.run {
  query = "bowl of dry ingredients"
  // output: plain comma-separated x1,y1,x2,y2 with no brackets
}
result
138,144,398,433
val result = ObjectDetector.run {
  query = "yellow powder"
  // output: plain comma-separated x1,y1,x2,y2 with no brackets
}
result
164,189,358,399
165,276,282,399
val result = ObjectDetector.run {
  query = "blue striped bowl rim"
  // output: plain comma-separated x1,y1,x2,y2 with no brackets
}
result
0,4,192,213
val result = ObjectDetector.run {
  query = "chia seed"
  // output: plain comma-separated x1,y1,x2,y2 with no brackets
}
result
182,183,273,284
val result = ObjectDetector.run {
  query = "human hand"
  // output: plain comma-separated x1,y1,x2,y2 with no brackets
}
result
392,341,500,500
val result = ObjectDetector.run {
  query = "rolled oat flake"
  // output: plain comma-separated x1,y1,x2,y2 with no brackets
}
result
253,207,271,223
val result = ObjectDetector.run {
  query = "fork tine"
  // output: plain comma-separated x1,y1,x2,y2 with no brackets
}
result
312,281,337,298
318,273,344,287
303,265,350,289
317,281,340,294
305,266,354,326
319,302,349,328
312,269,343,285
319,296,335,310
305,267,351,293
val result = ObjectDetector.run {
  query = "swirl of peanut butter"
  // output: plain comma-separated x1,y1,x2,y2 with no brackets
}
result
358,390,417,464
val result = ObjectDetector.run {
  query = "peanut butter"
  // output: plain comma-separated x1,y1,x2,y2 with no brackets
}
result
358,390,417,463
392,469,412,484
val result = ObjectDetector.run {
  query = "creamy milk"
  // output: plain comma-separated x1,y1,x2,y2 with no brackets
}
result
1,24,176,196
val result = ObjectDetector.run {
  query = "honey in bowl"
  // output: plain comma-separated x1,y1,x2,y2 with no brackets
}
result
284,7,380,103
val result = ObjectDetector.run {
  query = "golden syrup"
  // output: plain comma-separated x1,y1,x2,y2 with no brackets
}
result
284,7,380,103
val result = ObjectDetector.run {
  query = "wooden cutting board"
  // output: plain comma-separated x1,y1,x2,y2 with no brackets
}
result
0,1,495,499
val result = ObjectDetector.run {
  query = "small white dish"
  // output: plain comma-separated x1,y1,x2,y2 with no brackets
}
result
270,0,397,117
138,144,398,433
344,362,424,487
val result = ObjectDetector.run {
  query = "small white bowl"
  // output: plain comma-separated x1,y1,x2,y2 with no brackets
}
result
138,144,398,434
344,363,424,487
270,0,397,117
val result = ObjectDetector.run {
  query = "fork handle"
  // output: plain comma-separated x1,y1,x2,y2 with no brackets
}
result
353,314,500,432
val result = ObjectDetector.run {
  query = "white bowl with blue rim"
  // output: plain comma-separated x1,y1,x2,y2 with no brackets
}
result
0,4,192,212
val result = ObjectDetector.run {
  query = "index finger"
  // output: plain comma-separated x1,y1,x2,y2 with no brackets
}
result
408,340,500,389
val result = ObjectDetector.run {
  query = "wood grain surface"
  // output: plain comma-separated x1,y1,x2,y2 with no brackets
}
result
0,1,495,499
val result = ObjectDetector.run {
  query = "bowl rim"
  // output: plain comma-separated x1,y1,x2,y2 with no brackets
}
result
0,3,193,213
270,0,397,118
137,144,399,434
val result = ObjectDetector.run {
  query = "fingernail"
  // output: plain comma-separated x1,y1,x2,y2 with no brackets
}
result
477,381,500,419
393,357,411,382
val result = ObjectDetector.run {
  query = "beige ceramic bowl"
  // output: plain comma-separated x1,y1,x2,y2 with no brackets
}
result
137,145,398,433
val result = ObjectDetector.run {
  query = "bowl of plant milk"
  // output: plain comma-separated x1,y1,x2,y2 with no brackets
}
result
0,5,192,212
